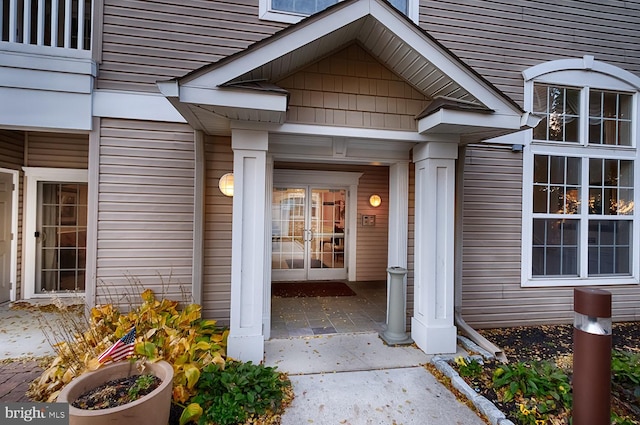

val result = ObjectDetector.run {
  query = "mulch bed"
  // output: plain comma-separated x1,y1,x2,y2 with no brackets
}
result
452,322,640,423
478,321,640,362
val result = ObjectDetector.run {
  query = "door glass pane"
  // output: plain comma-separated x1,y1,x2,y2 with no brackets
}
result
272,188,306,271
38,182,87,292
310,189,345,270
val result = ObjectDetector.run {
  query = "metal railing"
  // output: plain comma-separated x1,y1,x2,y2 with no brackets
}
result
1,0,92,50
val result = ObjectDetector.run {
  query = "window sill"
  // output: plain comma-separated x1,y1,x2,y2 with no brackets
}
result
522,276,639,288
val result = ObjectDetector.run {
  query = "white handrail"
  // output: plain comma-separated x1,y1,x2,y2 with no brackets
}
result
1,0,91,50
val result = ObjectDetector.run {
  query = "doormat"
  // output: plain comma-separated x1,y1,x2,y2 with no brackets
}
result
272,281,356,297
284,259,328,269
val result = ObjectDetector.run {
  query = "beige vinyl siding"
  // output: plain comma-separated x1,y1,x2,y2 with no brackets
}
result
420,0,640,106
460,144,640,327
0,130,24,169
0,130,24,299
95,118,195,306
277,44,428,131
355,166,389,281
26,133,89,168
99,0,286,92
202,135,233,324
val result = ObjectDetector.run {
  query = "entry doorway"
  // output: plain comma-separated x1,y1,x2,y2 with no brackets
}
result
270,170,362,283
23,168,88,298
271,186,347,281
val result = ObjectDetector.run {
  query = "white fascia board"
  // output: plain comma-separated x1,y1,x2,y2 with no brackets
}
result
180,87,288,112
183,2,370,87
0,66,93,93
0,87,92,131
93,90,187,123
0,47,96,75
369,3,520,115
233,121,428,142
417,109,521,134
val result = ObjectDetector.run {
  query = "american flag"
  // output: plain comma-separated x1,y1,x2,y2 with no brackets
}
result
97,328,136,364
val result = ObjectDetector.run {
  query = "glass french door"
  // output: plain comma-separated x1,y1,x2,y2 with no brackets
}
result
272,186,347,281
36,182,88,293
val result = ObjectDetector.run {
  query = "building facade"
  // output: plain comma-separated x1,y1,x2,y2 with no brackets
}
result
1,0,639,361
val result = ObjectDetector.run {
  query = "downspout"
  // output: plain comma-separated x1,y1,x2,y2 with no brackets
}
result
454,145,508,363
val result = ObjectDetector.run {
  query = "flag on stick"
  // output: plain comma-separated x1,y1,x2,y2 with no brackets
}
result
97,328,136,364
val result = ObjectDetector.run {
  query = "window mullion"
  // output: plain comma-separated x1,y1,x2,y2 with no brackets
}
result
580,87,590,147
579,156,589,278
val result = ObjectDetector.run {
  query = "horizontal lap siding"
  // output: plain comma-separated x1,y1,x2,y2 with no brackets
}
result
26,133,89,168
203,136,233,324
460,145,640,328
421,0,640,106
99,0,286,92
96,119,195,306
355,166,389,281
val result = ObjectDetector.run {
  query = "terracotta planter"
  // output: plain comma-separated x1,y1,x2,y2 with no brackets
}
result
57,360,174,425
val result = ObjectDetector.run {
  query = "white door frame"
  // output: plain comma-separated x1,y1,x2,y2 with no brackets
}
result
22,167,88,299
272,170,362,282
0,168,19,302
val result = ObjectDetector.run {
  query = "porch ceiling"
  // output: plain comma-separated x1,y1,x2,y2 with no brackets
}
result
158,0,529,142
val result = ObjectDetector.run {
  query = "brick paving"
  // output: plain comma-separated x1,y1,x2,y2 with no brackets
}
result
0,360,44,402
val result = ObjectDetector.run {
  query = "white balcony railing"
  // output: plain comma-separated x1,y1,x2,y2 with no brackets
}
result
1,0,92,51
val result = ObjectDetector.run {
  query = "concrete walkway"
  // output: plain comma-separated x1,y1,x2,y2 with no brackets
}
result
264,333,486,425
0,303,487,425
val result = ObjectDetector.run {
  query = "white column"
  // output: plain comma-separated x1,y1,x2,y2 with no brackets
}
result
263,156,274,340
227,129,268,363
388,162,409,268
387,162,409,325
411,141,458,354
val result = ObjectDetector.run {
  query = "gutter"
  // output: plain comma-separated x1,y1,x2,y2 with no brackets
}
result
455,309,508,363
454,145,508,363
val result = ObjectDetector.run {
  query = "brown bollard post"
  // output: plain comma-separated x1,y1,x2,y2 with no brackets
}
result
572,288,612,425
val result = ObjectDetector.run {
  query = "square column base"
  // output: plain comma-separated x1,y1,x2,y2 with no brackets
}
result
411,317,457,354
226,334,264,363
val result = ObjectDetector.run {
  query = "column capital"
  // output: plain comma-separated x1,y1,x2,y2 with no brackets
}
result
231,128,268,151
413,140,458,162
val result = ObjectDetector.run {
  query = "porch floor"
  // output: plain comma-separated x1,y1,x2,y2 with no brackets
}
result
270,280,388,339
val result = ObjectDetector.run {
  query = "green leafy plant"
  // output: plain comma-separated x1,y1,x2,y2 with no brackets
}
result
128,374,157,400
454,356,483,378
180,360,291,425
493,360,571,424
612,350,640,387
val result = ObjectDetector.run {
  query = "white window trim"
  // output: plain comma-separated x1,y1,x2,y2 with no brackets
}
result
22,167,89,299
259,0,419,24
521,59,640,288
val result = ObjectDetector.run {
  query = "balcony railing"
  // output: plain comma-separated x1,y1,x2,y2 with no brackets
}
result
1,0,92,51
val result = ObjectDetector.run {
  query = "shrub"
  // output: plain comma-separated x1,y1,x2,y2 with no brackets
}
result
493,360,571,424
28,289,228,405
180,361,291,425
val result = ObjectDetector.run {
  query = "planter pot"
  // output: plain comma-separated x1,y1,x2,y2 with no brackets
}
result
57,360,174,425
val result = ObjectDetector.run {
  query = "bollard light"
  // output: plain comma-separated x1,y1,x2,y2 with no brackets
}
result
572,288,612,425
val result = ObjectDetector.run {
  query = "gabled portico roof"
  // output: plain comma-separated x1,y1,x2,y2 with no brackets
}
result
158,0,532,142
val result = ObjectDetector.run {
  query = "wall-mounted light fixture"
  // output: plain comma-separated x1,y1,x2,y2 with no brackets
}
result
369,194,381,207
219,173,234,197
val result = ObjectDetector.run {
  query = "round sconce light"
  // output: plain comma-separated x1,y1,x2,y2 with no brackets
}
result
369,194,382,207
218,173,234,197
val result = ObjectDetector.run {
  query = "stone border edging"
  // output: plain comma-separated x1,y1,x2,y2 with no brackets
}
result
429,336,515,425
